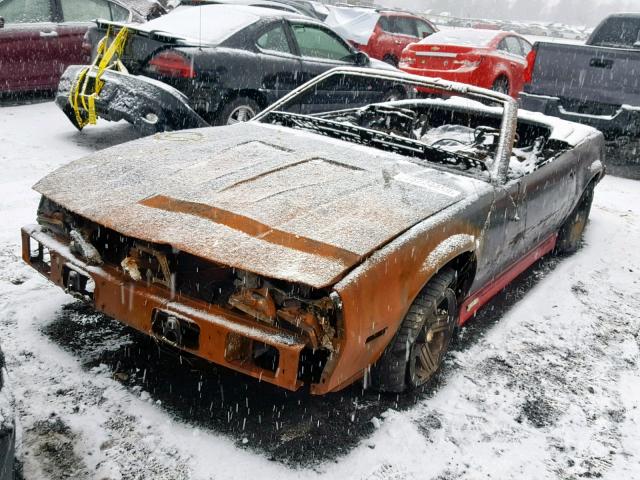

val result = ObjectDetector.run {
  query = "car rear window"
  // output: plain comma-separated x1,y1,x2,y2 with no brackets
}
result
138,5,262,45
589,16,640,48
419,29,496,47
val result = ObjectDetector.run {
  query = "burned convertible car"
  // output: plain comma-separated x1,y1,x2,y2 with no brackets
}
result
24,68,604,394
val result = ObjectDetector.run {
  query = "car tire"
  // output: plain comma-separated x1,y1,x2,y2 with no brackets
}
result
382,87,407,102
492,76,510,95
216,96,260,126
371,268,458,393
133,110,167,136
555,184,595,254
382,55,398,67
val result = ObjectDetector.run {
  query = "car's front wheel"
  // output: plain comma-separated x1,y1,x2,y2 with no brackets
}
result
216,96,260,126
371,269,458,392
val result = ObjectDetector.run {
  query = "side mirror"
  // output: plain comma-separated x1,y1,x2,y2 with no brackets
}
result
353,51,369,66
0,17,5,29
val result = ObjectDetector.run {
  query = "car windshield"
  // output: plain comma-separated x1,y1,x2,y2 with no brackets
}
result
257,70,554,182
419,29,497,47
136,5,262,44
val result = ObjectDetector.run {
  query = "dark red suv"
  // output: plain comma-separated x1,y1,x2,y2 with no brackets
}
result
352,11,437,67
0,0,163,93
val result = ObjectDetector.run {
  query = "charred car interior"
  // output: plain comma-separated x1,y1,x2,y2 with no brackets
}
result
271,98,562,180
22,68,604,395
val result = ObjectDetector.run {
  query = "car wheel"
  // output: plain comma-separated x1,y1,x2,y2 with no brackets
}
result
216,96,260,126
382,55,398,67
382,87,407,102
371,268,458,392
492,76,510,95
133,110,167,136
555,184,595,254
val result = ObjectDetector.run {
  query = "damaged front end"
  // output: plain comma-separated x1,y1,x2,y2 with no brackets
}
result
25,197,342,391
56,65,209,135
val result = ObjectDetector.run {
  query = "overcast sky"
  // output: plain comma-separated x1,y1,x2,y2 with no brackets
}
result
376,0,639,26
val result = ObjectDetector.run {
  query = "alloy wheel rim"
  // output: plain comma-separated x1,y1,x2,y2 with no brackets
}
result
411,293,455,385
227,105,256,125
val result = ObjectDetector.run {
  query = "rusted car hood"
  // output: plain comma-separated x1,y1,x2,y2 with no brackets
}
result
34,123,488,288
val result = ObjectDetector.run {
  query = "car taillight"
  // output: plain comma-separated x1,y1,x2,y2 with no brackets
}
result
399,51,417,69
146,50,195,79
453,54,482,69
524,49,537,84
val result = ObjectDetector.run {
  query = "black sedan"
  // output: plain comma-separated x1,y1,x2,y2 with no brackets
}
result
0,345,14,480
56,3,397,133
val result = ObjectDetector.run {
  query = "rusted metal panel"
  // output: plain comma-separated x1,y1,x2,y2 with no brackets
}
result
33,124,473,289
23,225,305,391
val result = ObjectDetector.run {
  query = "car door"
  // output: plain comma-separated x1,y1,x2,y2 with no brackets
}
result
254,19,302,106
288,21,373,112
385,16,421,62
0,0,59,92
497,36,528,96
473,179,529,288
56,0,131,75
368,15,397,62
518,150,578,248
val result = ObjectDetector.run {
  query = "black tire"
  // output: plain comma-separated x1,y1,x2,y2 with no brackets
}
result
492,76,510,95
215,96,260,126
555,185,595,254
382,87,407,103
133,109,167,136
382,55,398,67
371,269,458,393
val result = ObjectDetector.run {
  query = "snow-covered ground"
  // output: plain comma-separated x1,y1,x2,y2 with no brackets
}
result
0,101,639,480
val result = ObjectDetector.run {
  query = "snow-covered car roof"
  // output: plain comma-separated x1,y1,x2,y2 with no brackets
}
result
134,4,303,44
420,28,499,48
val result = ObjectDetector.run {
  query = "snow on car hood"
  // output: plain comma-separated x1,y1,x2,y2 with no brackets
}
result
34,123,487,288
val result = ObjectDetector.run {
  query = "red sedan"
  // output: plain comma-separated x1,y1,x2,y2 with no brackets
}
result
399,29,532,98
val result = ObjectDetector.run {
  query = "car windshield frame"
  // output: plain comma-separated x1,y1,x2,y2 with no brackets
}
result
253,67,518,185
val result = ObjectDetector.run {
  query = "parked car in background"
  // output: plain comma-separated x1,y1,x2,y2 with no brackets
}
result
326,7,437,67
399,29,532,98
0,344,14,480
57,4,397,133
0,0,165,94
521,13,640,141
181,0,327,19
24,67,604,395
471,20,500,30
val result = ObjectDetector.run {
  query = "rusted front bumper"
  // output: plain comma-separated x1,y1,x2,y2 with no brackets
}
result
22,224,306,391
